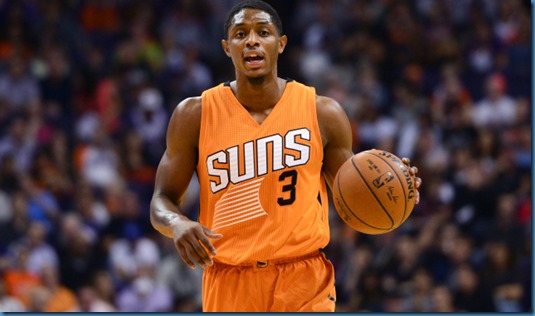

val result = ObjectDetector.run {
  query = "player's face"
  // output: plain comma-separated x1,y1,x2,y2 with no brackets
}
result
222,8,287,79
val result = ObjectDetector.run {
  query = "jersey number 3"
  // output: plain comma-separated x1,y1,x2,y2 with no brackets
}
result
278,170,298,206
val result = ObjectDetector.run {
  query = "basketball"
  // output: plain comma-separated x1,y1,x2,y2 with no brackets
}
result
332,149,416,235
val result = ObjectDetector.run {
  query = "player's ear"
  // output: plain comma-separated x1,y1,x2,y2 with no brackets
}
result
222,39,231,57
278,35,287,54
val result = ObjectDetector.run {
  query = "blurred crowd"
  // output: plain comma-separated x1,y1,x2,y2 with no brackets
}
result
0,0,531,312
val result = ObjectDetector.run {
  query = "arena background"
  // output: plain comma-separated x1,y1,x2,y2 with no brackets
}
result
0,0,531,312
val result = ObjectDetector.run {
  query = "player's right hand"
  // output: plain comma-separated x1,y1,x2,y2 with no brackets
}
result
171,217,223,269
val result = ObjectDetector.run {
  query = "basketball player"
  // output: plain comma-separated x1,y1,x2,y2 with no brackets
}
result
150,0,422,312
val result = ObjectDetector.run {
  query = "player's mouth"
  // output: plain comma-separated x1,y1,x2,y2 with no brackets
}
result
244,53,265,68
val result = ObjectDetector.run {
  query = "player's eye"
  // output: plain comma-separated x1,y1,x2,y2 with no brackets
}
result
235,31,245,38
259,30,269,36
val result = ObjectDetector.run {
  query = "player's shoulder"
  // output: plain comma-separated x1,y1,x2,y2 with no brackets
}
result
314,94,351,145
165,96,203,149
315,94,345,119
174,96,202,115
167,96,203,135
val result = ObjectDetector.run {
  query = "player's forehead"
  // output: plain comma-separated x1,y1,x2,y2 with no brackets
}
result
230,8,274,29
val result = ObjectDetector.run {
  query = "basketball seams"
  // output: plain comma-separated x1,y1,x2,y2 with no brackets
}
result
335,167,390,232
350,157,395,230
366,151,409,223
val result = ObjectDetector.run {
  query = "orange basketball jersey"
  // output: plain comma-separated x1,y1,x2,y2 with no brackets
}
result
197,80,330,265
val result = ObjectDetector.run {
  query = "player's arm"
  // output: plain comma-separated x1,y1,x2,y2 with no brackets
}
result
150,97,222,269
316,95,354,189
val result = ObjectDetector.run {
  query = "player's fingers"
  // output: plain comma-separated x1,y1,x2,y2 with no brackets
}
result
181,240,205,268
186,238,213,268
205,229,223,239
401,157,411,166
197,234,218,256
175,243,196,269
410,166,419,176
200,226,222,256
415,176,422,189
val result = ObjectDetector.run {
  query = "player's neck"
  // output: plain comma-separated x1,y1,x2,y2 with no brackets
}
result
231,73,285,111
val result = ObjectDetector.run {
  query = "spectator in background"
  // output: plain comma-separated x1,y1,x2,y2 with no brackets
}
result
77,124,122,191
120,130,157,201
2,244,43,308
471,72,517,128
430,63,473,128
182,46,213,95
502,10,531,96
0,278,25,312
73,180,110,234
40,265,79,312
356,100,398,152
0,154,20,194
29,146,72,211
93,77,123,137
383,234,422,289
0,188,13,232
55,213,100,291
334,242,375,311
430,285,457,312
451,263,494,312
391,81,428,158
126,13,165,72
18,175,60,233
116,265,173,312
0,190,30,251
91,270,117,310
156,236,203,310
77,285,116,312
483,193,527,252
131,87,167,143
129,87,168,164
20,221,59,276
108,222,160,288
493,0,524,46
480,240,524,312
38,46,75,133
0,56,40,111
400,268,434,312
464,21,499,75
102,185,153,239
25,101,55,148
25,286,49,313
0,114,36,173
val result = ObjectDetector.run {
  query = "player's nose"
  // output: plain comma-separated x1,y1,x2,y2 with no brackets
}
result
245,32,260,47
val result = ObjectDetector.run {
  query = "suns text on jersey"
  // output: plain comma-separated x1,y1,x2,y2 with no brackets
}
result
206,128,311,193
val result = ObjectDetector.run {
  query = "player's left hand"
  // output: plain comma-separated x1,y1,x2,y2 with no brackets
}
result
401,157,422,204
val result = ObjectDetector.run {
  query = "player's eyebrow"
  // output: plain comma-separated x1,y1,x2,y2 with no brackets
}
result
232,20,272,28
254,21,271,26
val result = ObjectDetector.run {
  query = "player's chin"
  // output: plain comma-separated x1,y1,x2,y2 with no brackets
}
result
242,63,268,73
243,66,266,75
244,70,269,81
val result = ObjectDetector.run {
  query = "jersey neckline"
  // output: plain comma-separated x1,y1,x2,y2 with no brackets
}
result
222,79,295,128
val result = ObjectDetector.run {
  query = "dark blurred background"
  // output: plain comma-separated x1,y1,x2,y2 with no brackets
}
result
0,0,531,312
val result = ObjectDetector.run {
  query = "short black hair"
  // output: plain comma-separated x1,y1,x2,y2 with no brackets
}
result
223,0,283,40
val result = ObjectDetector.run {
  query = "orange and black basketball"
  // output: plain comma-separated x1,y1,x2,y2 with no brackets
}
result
332,149,416,234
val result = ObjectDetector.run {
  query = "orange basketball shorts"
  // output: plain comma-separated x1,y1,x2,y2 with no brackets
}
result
202,251,336,312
